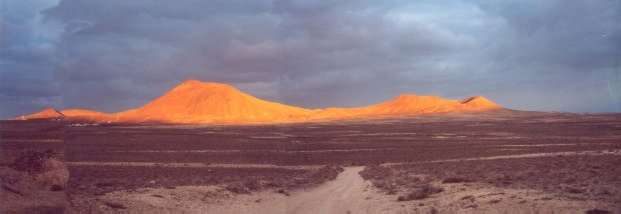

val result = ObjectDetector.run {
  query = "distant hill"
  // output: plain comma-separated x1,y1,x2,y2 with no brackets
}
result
16,108,65,120
114,80,312,123
16,80,503,124
60,109,115,121
310,94,501,120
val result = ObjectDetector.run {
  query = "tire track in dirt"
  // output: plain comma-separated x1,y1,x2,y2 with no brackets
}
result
202,166,405,214
285,166,368,214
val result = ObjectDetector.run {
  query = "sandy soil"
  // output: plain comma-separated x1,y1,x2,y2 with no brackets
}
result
74,167,411,213
76,167,617,214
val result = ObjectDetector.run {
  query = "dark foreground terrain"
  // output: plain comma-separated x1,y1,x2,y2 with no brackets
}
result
2,111,621,213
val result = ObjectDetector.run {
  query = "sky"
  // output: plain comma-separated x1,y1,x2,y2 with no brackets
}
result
1,0,620,118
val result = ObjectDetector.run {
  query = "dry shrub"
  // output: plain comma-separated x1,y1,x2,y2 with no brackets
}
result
397,184,443,201
7,150,69,190
224,165,344,194
225,181,255,194
585,209,611,214
307,165,344,184
442,177,472,184
10,150,58,173
359,164,393,181
104,202,127,209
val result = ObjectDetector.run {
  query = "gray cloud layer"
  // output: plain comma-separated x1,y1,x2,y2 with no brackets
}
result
1,0,620,118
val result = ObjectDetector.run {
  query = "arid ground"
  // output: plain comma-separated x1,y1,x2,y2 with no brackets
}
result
2,110,621,213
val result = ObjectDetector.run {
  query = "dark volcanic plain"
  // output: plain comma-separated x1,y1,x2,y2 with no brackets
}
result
2,110,621,213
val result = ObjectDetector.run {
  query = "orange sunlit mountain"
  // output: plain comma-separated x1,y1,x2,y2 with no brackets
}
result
114,80,312,123
17,108,65,120
60,109,115,121
16,80,503,124
310,94,501,120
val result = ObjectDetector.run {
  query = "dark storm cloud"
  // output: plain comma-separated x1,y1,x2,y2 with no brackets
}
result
0,0,61,118
474,0,621,111
479,0,620,69
1,0,620,118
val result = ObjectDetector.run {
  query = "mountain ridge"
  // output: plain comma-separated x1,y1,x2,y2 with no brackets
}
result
15,80,503,124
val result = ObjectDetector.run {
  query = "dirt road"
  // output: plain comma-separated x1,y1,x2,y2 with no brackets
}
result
206,166,403,214
94,167,411,213
283,166,370,214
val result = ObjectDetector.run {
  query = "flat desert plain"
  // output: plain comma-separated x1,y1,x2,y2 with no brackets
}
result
2,111,621,213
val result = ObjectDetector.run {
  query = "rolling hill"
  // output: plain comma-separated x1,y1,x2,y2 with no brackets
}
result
15,80,503,124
